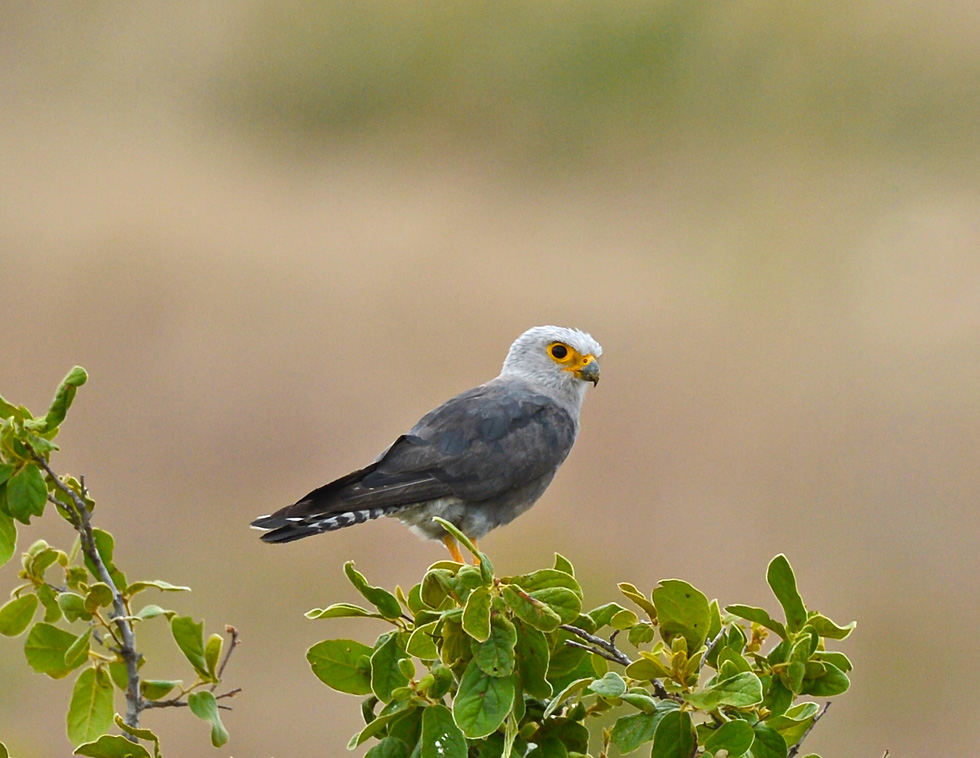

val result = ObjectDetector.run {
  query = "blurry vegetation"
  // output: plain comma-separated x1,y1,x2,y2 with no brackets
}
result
0,370,239,756
212,1,980,162
307,520,854,757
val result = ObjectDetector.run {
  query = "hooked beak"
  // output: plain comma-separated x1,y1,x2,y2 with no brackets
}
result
573,356,600,386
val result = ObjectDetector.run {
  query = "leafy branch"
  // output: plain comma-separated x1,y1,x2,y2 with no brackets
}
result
0,368,239,757
301,524,855,758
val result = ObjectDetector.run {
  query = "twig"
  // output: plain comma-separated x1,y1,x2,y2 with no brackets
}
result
210,626,241,692
143,688,242,711
787,701,832,758
35,454,143,734
699,631,724,673
560,624,633,667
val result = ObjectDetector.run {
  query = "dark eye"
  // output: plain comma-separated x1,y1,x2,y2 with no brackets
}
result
550,344,568,360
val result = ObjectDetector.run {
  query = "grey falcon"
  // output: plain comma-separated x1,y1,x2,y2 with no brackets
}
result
251,325,601,562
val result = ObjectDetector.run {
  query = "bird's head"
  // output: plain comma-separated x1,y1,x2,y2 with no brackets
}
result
500,325,602,404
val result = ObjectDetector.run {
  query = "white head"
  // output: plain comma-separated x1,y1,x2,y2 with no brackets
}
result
499,325,602,410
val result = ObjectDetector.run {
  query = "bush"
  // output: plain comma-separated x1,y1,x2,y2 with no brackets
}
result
305,520,854,758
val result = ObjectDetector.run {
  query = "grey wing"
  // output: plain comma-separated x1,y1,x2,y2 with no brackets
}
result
366,383,578,501
251,382,576,543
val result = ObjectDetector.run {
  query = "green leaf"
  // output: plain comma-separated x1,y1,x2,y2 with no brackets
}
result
685,671,764,709
767,555,807,634
452,659,515,738
589,671,627,698
0,739,8,758
620,691,660,713
764,702,820,746
124,579,191,596
553,552,574,576
67,667,114,746
462,586,492,642
113,714,161,758
618,581,657,619
307,638,373,695
705,719,755,757
588,602,632,629
140,679,180,700
801,662,850,696
653,579,710,652
624,652,671,683
0,463,14,487
527,736,568,757
628,622,655,645
37,583,62,622
170,616,211,680
24,622,82,678
528,587,581,624
305,602,383,620
747,723,788,758
421,704,466,758
502,584,561,632
371,632,410,703
542,677,592,718
725,604,788,639
345,562,403,619
205,633,223,679
188,690,230,747
58,594,91,623
651,709,695,758
84,583,114,614
407,620,439,659
807,613,856,640
0,509,15,566
812,650,852,672
73,734,151,758
505,569,583,598
64,629,92,669
84,530,125,591
366,736,411,758
514,621,552,698
610,702,679,755
135,604,176,622
431,517,482,563
0,594,38,636
40,366,88,432
7,464,47,524
472,613,517,677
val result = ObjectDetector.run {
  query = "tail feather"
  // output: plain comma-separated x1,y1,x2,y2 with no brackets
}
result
252,502,415,543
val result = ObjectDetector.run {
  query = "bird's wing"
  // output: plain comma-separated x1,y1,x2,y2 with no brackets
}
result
376,382,577,502
251,382,576,540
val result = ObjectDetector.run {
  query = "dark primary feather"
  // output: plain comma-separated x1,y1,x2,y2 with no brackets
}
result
251,382,576,543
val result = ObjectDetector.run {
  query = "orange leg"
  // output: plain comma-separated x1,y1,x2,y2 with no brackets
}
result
470,539,481,566
442,535,465,563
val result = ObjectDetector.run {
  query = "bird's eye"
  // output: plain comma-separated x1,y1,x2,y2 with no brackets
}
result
549,343,569,360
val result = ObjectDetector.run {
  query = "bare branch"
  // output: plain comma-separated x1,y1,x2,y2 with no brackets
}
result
699,631,724,673
34,454,143,733
210,626,241,692
787,701,832,758
142,688,242,711
560,624,633,666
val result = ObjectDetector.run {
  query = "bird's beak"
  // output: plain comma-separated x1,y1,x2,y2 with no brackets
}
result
572,355,600,386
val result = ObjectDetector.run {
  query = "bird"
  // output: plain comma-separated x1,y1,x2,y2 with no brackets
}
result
251,325,601,563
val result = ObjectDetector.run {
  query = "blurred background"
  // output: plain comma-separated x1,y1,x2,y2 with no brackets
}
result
2,2,978,755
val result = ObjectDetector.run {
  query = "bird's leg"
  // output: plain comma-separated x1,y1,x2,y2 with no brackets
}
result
470,538,481,566
441,535,465,564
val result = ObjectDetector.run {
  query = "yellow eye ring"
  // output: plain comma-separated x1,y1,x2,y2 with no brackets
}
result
548,343,571,361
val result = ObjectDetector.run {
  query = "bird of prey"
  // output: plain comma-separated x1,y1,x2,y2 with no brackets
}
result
251,325,601,562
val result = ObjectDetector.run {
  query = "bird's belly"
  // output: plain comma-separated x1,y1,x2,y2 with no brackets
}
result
391,475,555,542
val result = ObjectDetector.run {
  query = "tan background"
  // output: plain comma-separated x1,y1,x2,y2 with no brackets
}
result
2,3,978,756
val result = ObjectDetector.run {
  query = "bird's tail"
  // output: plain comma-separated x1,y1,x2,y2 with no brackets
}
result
250,502,413,544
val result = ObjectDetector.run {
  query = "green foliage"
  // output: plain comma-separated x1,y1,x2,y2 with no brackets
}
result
307,546,853,757
0,369,238,755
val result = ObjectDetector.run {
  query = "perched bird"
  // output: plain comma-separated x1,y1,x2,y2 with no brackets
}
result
251,325,601,562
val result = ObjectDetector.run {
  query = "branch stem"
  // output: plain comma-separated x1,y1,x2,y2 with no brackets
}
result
787,701,832,758
35,455,143,734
